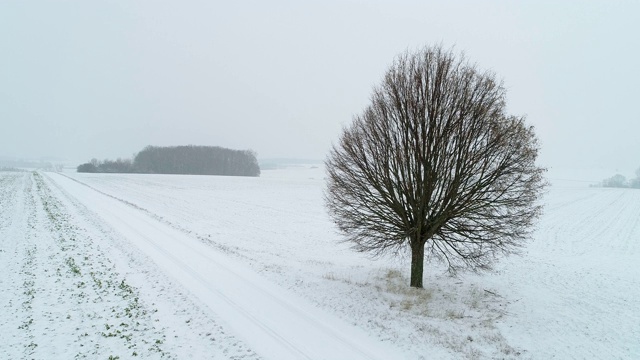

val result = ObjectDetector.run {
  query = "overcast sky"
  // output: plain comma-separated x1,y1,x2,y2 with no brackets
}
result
1,1,638,175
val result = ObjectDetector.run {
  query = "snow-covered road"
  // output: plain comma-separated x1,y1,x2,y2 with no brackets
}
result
46,172,403,360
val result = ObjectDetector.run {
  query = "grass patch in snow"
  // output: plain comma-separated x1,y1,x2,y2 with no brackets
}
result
23,172,173,359
376,269,433,315
320,265,522,359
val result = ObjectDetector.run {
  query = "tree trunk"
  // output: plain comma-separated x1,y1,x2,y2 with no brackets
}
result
410,240,425,288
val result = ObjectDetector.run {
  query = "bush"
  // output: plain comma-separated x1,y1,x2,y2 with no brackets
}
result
77,163,98,173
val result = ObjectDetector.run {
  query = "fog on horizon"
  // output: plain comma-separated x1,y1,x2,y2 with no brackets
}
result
1,1,638,178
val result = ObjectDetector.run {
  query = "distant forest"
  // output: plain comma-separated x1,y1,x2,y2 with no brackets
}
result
77,145,260,177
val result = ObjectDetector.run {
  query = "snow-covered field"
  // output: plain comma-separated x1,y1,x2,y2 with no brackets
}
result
1,167,638,359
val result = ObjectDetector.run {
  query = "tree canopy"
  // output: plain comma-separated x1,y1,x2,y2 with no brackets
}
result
325,45,546,288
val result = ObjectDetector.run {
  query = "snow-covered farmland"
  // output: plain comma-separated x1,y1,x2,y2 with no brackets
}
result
1,168,638,359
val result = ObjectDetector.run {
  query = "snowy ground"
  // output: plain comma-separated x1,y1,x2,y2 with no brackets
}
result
1,168,638,359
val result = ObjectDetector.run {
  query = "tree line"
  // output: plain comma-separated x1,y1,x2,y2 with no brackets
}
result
77,145,260,177
597,167,640,188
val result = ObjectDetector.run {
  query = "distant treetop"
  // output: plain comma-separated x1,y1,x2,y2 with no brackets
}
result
597,168,640,189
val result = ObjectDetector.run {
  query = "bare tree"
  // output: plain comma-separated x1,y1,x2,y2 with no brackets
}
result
325,45,546,288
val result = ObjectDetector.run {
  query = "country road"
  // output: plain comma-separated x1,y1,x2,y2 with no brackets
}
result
45,172,403,360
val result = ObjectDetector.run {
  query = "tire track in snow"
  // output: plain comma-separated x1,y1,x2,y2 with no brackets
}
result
104,215,313,360
110,213,389,360
47,172,404,360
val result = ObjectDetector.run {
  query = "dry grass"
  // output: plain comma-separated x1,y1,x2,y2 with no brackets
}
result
320,265,523,359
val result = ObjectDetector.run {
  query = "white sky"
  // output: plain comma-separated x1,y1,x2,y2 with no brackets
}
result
1,1,638,175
